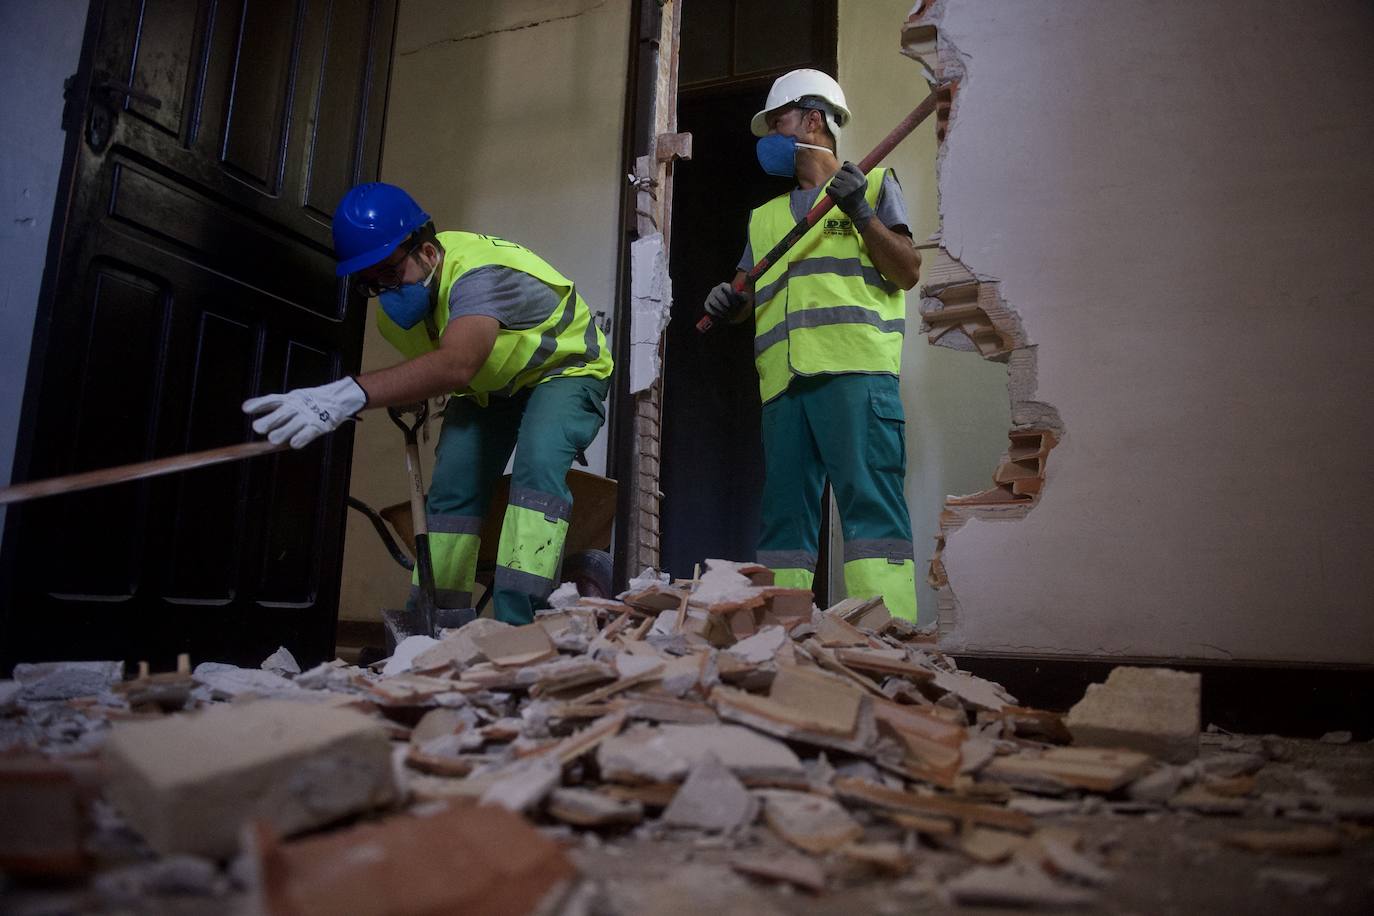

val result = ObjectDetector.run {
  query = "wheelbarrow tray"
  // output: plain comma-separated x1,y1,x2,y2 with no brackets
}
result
378,469,617,568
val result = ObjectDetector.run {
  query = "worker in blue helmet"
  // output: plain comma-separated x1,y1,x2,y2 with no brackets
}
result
243,183,614,626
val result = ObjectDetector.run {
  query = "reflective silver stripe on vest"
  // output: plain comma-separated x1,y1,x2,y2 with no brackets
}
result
757,549,818,571
509,486,572,523
494,284,580,397
843,538,915,563
426,513,483,535
494,564,556,597
755,305,906,357
754,256,899,309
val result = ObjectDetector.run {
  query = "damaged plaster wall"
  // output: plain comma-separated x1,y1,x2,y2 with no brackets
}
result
930,0,1374,662
339,0,631,622
837,0,1011,623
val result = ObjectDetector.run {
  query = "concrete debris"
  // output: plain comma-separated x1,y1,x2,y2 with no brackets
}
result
473,622,557,667
1168,783,1252,815
1,555,1367,911
260,646,300,677
837,840,911,877
103,700,396,857
726,625,787,664
1127,764,1189,803
191,662,305,700
598,723,804,785
1066,666,1201,763
548,788,644,827
14,660,124,701
985,747,1153,794
0,678,21,711
381,635,440,676
758,789,863,853
414,618,511,671
93,854,229,902
662,752,757,832
730,852,827,893
548,581,582,608
1035,836,1114,886
479,754,562,813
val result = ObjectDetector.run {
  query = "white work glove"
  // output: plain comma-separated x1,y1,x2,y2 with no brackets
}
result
242,377,367,449
704,281,747,317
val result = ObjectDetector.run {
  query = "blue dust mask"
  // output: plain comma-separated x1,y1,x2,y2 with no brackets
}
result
378,261,438,330
755,133,832,178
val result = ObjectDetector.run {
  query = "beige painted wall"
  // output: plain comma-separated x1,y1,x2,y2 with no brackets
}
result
338,0,630,622
930,0,1374,662
838,0,1011,623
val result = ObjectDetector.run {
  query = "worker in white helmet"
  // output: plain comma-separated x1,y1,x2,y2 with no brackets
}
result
702,69,923,621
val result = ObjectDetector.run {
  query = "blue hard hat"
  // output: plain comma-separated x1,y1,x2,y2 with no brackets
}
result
331,182,431,276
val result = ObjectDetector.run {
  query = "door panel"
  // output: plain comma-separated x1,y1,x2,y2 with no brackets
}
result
1,0,396,671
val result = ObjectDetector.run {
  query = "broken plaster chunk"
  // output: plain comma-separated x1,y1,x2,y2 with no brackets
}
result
661,752,758,832
1066,666,1200,763
731,852,827,894
929,667,1016,713
598,724,805,785
103,700,396,858
1127,765,1189,804
548,788,644,828
547,581,581,609
413,618,511,672
479,754,563,814
191,662,306,700
260,647,300,677
758,789,863,854
382,635,440,677
14,660,124,701
473,622,557,668
726,625,787,664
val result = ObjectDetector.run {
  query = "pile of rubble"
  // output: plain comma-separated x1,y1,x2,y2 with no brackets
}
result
2,559,1371,913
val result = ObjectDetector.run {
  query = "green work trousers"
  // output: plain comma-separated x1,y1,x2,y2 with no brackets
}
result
757,373,919,621
414,376,608,625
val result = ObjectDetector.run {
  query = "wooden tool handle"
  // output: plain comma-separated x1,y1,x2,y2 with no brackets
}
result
0,439,289,507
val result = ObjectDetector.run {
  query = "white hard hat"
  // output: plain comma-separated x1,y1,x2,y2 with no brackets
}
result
750,68,851,141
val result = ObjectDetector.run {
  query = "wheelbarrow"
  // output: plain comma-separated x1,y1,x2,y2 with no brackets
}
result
346,403,616,649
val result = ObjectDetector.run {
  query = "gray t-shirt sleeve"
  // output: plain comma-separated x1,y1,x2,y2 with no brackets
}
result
737,167,912,272
875,168,912,236
448,265,561,330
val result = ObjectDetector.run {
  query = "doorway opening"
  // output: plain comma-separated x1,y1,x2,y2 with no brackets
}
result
659,0,837,600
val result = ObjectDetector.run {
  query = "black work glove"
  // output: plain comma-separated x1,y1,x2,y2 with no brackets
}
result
704,281,747,318
827,161,874,231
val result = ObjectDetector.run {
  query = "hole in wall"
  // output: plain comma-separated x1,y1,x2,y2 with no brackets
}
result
902,0,1066,637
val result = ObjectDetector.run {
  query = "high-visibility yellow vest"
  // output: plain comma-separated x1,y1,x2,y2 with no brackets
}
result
377,231,612,405
749,168,905,403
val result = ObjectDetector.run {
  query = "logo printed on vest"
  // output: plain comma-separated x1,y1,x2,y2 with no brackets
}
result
822,217,853,236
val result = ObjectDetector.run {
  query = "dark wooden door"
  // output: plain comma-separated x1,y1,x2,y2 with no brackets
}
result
0,0,396,672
